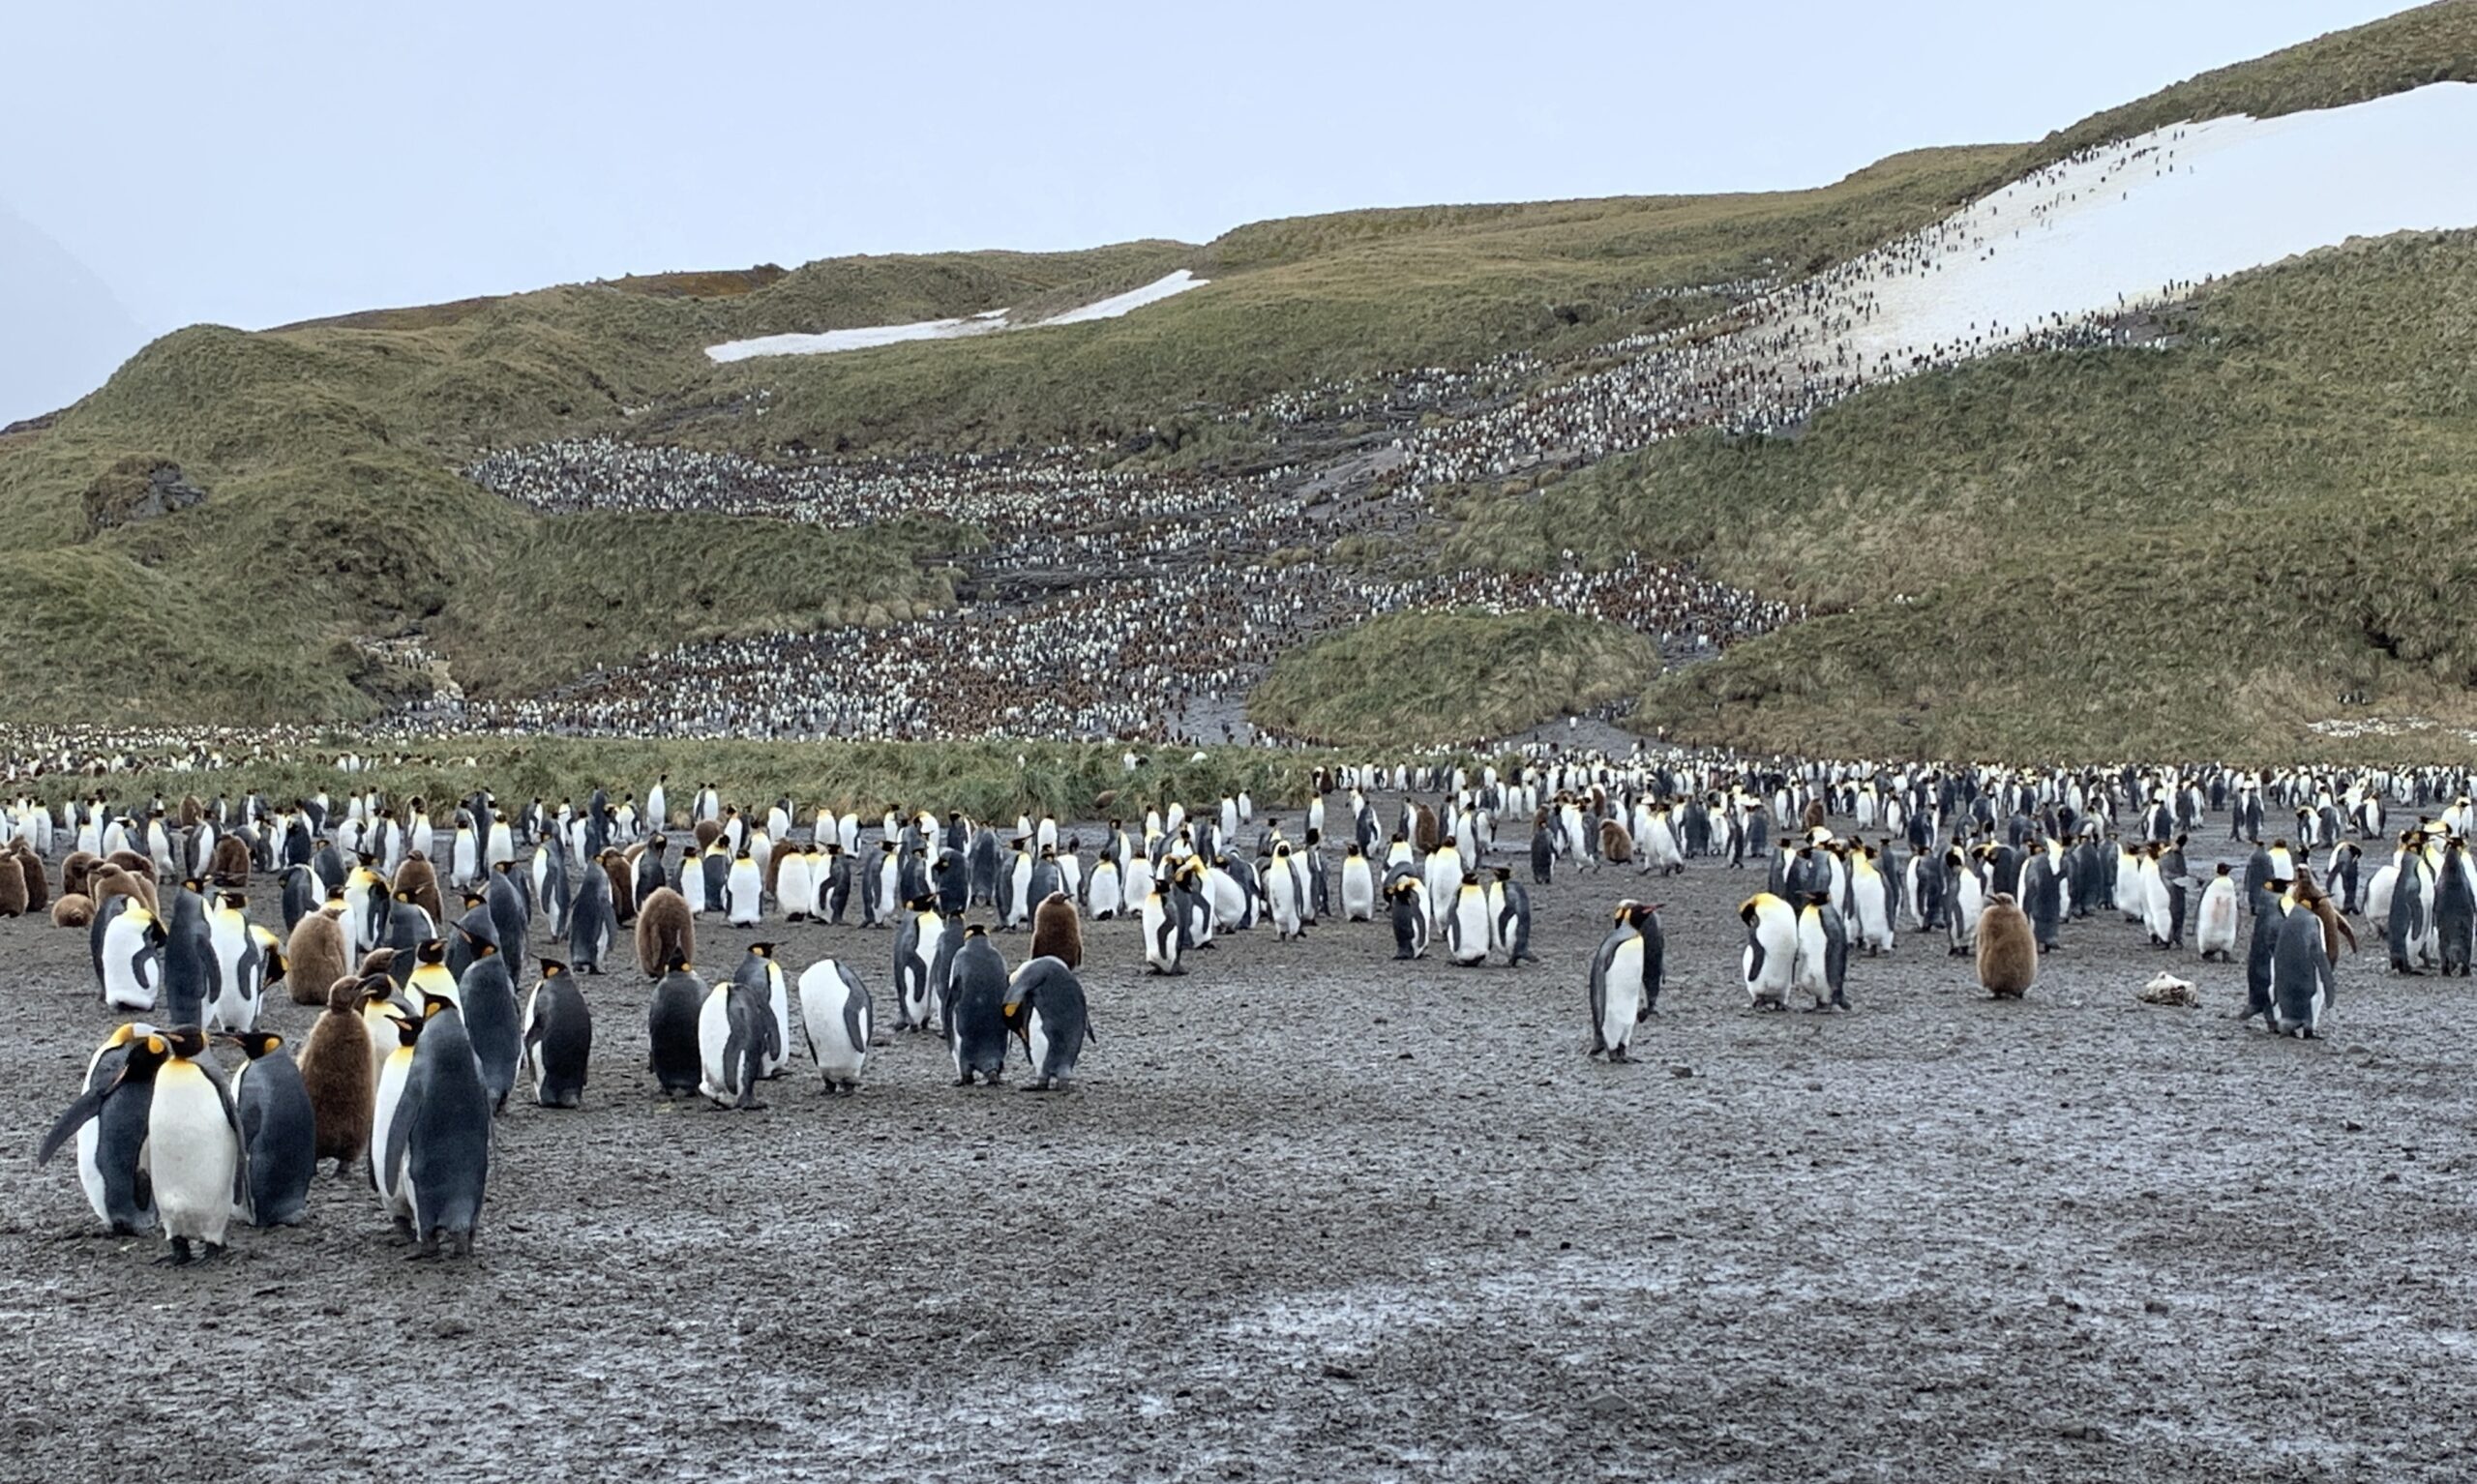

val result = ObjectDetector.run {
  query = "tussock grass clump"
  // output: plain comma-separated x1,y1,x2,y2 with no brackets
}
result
1250,608,1658,749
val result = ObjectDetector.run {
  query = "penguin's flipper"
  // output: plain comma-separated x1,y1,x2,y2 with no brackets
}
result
34,1080,120,1167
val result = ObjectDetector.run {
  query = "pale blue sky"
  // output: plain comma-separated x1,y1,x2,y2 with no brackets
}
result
0,0,2411,409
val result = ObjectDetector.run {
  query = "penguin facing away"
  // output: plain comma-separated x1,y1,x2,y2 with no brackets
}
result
796,959,872,1093
221,1030,315,1228
521,960,593,1109
1004,956,1093,1092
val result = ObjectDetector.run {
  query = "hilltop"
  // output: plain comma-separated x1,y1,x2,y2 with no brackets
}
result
0,1,2470,760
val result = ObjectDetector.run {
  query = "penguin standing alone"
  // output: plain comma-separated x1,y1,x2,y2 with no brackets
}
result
1587,902,1661,1059
796,959,872,1093
1976,895,2038,998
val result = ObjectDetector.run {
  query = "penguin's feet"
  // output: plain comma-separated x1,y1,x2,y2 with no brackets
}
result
1607,1048,1630,1064
389,1217,415,1245
154,1238,194,1267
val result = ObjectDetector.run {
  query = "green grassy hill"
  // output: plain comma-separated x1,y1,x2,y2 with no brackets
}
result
0,1,2469,749
1447,230,2477,760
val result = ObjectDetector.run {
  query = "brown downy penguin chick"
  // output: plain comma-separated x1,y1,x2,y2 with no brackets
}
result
87,863,155,918
1030,889,1083,967
634,886,693,979
295,976,374,1174
357,946,399,981
0,853,24,917
209,834,252,887
1599,818,1634,865
286,904,348,1007
694,818,723,850
60,849,99,900
600,848,637,925
178,794,203,829
1803,798,1829,834
14,843,48,911
1414,805,1441,855
395,853,442,923
106,847,154,880
2286,867,2356,967
1977,892,2039,998
50,893,94,929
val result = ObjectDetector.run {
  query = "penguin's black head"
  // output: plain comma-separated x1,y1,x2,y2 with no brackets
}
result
417,988,457,1018
161,1026,209,1058
415,937,447,965
217,1029,282,1059
749,942,775,959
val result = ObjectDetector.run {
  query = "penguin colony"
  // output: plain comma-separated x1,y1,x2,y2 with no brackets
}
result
9,751,2447,1265
442,139,2191,752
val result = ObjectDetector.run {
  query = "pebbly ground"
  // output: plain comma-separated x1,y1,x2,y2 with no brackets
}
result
0,809,2471,1482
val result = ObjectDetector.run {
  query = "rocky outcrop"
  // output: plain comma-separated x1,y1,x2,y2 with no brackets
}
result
82,455,207,534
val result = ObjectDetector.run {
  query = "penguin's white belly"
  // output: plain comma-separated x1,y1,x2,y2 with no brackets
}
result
698,995,736,1103
1028,1014,1052,1076
778,861,814,918
151,1072,235,1244
1449,899,1490,963
728,866,762,926
803,985,865,1081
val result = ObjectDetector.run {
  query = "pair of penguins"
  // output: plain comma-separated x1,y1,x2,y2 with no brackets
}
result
642,935,1089,1100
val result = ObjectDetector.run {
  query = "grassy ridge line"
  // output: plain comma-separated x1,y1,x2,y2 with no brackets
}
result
703,147,2018,457
2027,1,2477,168
1446,230,2477,762
1248,609,1659,749
41,738,1442,825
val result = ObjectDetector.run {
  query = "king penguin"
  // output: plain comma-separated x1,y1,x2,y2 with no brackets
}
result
221,1029,314,1228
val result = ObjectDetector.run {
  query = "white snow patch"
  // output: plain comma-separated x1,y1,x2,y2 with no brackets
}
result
703,271,1206,362
703,308,1009,364
1035,268,1208,326
1813,82,2477,367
